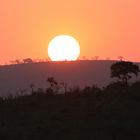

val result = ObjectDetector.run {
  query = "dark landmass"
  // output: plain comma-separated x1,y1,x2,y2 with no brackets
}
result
0,85,140,140
0,60,140,140
0,60,140,97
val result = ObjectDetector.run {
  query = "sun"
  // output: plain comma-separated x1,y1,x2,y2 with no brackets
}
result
48,35,80,61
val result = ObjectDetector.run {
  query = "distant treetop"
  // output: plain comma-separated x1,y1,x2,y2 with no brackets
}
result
110,61,140,84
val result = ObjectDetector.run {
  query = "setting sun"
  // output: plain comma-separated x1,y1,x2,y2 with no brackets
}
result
48,35,80,61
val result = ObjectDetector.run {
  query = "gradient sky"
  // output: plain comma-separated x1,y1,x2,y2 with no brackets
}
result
0,0,140,64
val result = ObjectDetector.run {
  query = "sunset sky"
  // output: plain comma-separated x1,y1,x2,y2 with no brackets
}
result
0,0,140,64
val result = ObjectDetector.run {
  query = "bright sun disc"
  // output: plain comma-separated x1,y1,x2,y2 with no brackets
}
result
48,35,80,61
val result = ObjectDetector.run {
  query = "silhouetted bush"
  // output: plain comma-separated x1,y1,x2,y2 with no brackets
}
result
105,81,130,93
68,86,81,97
82,84,101,96
46,77,60,95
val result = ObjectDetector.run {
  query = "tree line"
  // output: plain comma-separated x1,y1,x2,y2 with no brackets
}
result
25,60,140,97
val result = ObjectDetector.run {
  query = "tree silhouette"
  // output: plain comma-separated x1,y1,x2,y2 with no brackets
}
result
15,59,21,64
118,56,123,61
46,77,59,94
94,56,99,60
30,83,35,94
23,58,33,63
111,61,140,84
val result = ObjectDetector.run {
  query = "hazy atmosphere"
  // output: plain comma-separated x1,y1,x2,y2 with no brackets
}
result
0,0,140,64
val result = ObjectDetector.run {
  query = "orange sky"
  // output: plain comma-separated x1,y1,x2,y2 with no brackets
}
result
0,0,140,64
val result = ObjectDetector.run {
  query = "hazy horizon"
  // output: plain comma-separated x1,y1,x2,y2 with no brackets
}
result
1,58,140,66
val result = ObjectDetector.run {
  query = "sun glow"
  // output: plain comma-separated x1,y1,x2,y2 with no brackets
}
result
48,35,80,61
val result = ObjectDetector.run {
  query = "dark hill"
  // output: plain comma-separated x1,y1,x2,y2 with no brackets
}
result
0,60,139,97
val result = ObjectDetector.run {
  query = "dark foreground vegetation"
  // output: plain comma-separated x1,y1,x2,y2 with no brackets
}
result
0,82,140,140
0,61,140,140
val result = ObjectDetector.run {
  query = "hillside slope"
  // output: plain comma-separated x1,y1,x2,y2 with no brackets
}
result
0,60,139,97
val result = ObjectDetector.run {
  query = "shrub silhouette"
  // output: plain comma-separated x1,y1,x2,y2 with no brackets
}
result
46,77,60,95
83,84,101,96
111,61,140,85
23,58,33,63
105,81,129,93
